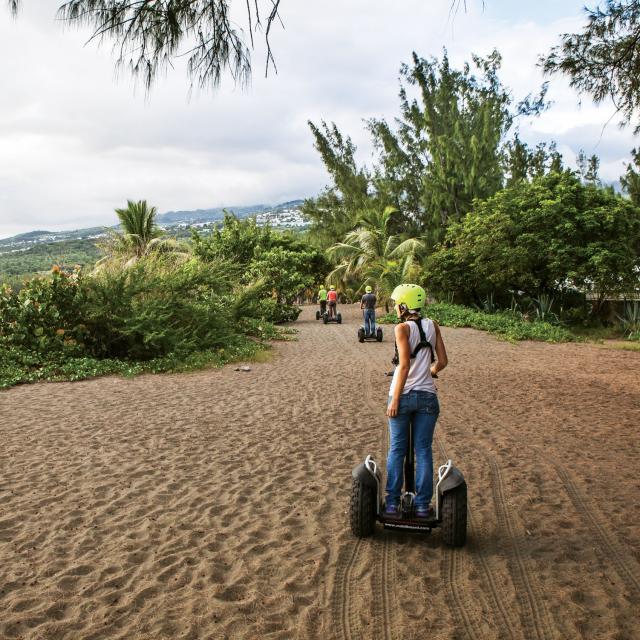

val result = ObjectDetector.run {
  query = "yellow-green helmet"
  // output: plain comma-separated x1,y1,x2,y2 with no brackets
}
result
330,285,336,290
365,285,372,293
390,284,425,310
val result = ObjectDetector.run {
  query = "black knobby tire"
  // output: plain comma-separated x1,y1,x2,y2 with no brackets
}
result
441,484,467,547
323,314,328,324
350,478,376,537
376,328,383,342
337,313,342,324
316,310,320,320
358,328,365,343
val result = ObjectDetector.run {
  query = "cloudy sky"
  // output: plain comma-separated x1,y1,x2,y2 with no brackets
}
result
0,0,636,238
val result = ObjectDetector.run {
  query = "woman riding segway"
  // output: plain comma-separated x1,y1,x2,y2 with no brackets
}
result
327,285,338,320
384,284,448,520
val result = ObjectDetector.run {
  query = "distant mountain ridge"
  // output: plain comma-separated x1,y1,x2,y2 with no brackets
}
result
156,200,303,224
0,200,306,248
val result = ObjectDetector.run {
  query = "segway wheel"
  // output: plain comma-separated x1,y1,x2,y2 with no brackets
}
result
358,328,365,343
376,327,383,342
337,313,342,324
441,484,467,547
350,478,376,538
323,313,328,324
316,310,320,320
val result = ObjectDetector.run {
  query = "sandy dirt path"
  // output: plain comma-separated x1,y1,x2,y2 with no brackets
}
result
1,304,639,640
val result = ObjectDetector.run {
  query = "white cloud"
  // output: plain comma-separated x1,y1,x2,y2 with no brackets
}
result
0,0,636,238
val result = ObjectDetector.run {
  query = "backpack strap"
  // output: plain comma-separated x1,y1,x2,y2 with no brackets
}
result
391,318,436,366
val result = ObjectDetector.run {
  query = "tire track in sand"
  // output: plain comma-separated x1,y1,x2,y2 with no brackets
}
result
436,435,524,640
330,539,363,640
336,326,397,640
434,437,514,640
541,452,640,598
486,454,557,640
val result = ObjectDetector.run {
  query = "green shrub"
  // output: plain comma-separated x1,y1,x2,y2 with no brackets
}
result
617,300,640,338
0,267,87,354
378,302,575,342
81,257,237,359
0,254,302,389
425,172,640,315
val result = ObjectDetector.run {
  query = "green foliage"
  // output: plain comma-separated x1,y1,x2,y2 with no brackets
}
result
0,256,303,389
306,49,545,251
0,258,240,360
425,172,640,307
503,136,563,186
532,293,558,324
9,1,283,92
621,148,640,205
388,50,516,242
543,0,640,133
0,238,103,283
192,213,267,266
378,303,575,343
0,338,272,390
0,268,88,354
80,257,237,359
100,200,186,265
194,213,328,321
617,300,640,337
326,205,424,305
307,122,370,215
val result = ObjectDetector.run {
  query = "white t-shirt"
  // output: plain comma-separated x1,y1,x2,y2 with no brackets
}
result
389,318,437,396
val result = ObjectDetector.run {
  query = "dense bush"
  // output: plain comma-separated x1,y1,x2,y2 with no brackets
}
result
0,259,240,360
193,214,328,321
425,172,640,313
85,257,243,358
0,267,88,354
0,256,301,388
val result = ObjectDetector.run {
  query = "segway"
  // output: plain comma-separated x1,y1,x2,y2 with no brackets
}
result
357,318,383,343
323,305,342,324
316,301,327,321
349,425,467,546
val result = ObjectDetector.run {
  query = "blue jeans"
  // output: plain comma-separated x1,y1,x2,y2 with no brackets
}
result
363,308,376,334
386,390,439,509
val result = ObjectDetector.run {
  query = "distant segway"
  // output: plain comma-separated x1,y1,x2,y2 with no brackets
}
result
349,424,467,546
358,313,383,343
323,308,342,324
316,302,327,321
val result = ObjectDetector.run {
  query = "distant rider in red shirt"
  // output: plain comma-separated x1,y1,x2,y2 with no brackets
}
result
327,285,338,319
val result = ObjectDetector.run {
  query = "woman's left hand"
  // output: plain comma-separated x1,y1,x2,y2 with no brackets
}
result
386,398,399,417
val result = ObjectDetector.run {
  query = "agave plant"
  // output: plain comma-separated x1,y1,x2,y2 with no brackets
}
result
532,292,558,324
617,300,640,338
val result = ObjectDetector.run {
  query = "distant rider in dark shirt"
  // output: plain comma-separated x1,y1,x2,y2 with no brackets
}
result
360,285,377,335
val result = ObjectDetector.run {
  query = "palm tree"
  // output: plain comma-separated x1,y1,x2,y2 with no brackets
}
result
97,200,187,268
327,206,425,308
114,200,162,258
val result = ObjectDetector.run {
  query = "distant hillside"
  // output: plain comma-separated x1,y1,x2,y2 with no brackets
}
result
156,200,304,225
0,200,306,248
0,200,307,284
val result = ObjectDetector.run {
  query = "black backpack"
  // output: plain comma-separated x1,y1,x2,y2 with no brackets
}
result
391,318,435,366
